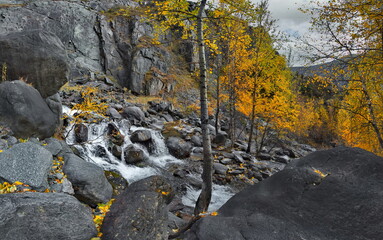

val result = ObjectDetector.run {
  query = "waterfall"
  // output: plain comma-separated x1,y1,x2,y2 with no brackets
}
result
63,106,235,211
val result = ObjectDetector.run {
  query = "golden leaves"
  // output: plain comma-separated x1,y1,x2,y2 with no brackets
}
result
93,199,115,237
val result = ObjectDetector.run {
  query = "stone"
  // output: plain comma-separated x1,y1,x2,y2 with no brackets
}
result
213,163,229,175
0,30,69,98
74,124,88,143
0,192,96,240
212,133,227,145
166,137,192,159
186,147,383,240
122,106,146,123
274,155,290,164
130,129,152,142
0,142,52,190
190,135,202,147
124,144,148,164
111,145,122,159
106,107,122,120
104,170,129,196
43,138,63,156
0,81,60,139
101,176,173,240
63,153,113,206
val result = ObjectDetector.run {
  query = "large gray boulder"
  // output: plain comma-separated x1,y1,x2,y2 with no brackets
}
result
186,147,383,240
0,30,69,98
166,137,192,159
0,142,52,190
63,153,113,206
0,80,61,139
0,192,96,240
101,175,173,240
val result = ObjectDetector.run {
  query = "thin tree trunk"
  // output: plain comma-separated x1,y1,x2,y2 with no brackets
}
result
215,77,220,136
361,81,383,150
194,0,213,216
246,81,258,153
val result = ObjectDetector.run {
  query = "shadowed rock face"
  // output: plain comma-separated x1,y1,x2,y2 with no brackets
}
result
186,147,383,240
0,80,61,139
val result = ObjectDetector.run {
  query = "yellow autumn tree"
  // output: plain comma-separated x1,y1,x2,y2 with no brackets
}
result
304,0,383,154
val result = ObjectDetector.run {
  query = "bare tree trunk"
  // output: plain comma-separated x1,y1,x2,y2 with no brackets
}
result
215,77,220,136
194,0,213,216
246,81,257,153
361,81,383,150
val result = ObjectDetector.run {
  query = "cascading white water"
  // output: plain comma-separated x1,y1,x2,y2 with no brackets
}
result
63,106,182,183
63,106,235,211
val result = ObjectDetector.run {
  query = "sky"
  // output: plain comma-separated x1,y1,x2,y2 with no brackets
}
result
260,0,322,66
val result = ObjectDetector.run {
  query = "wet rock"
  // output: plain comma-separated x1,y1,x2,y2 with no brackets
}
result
124,144,148,164
74,123,88,143
275,155,290,164
63,153,113,206
187,147,383,240
0,81,61,139
166,137,192,159
0,192,96,240
111,145,122,158
232,151,245,163
101,176,173,240
0,142,52,190
131,129,152,142
107,123,124,146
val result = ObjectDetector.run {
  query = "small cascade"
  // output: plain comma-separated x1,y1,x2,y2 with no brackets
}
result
63,106,181,183
63,106,235,211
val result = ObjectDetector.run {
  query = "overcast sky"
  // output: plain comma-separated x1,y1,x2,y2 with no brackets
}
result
260,0,324,66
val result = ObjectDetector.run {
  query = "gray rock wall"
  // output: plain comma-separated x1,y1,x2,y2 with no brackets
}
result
0,0,184,95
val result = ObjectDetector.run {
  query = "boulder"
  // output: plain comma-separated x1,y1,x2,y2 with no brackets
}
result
0,80,60,139
106,107,122,120
186,147,383,240
124,144,148,164
101,176,173,240
0,192,96,240
0,30,69,98
107,123,125,146
122,106,146,123
130,129,152,142
74,123,88,143
166,137,192,159
213,163,229,175
0,142,52,190
42,138,63,156
63,153,113,206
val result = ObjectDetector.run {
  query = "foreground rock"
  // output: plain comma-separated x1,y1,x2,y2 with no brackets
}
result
0,81,61,139
166,137,192,159
63,153,113,206
0,142,52,190
0,30,69,98
0,192,96,240
186,147,383,240
101,175,173,240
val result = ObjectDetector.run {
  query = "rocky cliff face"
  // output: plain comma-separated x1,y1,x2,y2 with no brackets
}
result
0,0,183,95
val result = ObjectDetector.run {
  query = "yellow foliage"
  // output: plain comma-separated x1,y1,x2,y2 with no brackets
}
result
71,86,107,124
93,198,115,237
